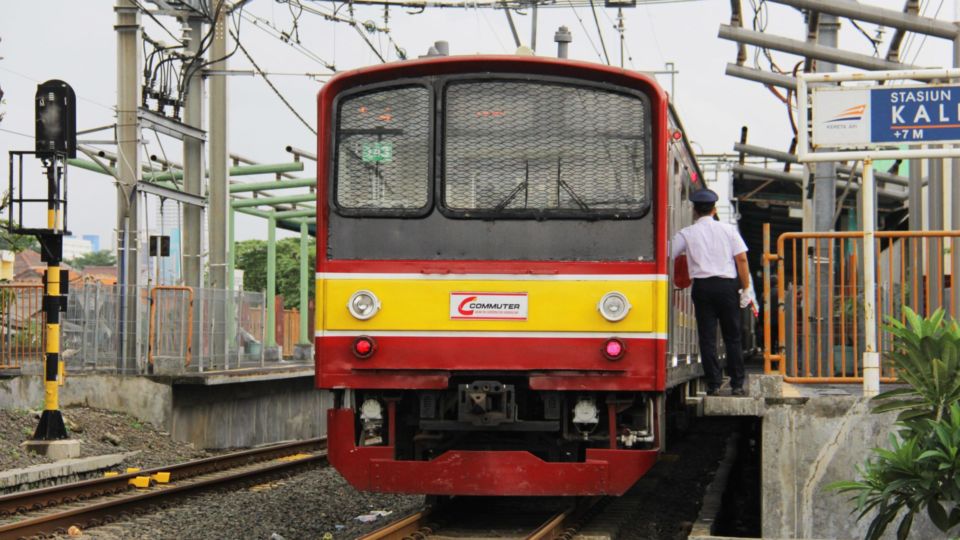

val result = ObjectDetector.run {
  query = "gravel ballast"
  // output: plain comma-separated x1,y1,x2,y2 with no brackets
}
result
0,406,215,472
66,466,423,540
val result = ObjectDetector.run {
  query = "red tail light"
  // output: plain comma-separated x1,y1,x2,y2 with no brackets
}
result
353,336,376,359
602,338,626,361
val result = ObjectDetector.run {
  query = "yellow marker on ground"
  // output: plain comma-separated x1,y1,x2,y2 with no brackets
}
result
275,453,311,462
103,471,119,477
125,467,141,474
129,476,151,489
151,472,171,483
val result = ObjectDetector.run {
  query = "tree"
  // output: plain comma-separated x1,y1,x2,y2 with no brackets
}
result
234,237,315,309
829,308,960,540
68,250,116,270
0,191,39,253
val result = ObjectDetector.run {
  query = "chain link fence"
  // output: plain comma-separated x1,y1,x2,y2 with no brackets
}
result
59,284,269,374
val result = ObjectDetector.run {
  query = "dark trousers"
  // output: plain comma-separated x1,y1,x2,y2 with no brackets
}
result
691,277,744,390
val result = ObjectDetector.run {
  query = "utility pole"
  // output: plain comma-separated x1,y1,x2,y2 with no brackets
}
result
115,0,141,372
617,9,625,68
208,3,229,359
954,20,960,315
812,13,839,370
182,16,205,292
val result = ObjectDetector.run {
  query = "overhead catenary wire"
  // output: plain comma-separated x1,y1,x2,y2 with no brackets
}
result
907,0,945,65
588,0,611,65
231,29,317,135
565,1,605,63
291,0,405,62
241,11,337,70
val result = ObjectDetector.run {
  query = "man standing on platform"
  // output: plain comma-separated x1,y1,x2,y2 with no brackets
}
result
671,189,752,396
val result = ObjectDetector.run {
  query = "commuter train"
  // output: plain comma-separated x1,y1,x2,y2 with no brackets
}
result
314,55,705,496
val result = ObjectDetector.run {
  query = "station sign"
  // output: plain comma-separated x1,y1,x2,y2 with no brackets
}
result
811,83,960,148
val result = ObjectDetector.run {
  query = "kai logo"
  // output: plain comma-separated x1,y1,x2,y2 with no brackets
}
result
828,104,866,123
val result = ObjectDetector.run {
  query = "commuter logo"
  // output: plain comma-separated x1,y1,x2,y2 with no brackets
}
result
450,292,528,320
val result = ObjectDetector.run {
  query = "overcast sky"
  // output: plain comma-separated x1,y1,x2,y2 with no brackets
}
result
1,0,957,246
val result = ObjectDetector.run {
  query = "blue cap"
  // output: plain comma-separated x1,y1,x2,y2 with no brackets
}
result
690,189,719,204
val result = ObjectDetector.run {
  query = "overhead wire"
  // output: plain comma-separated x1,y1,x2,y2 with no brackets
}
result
130,0,186,45
292,0,405,61
564,1,605,63
231,28,317,135
0,66,115,112
907,0,945,65
242,11,337,70
900,0,927,61
588,0,611,65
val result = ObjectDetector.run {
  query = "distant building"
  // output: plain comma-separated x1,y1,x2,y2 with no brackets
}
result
0,250,13,280
63,237,94,260
82,234,100,252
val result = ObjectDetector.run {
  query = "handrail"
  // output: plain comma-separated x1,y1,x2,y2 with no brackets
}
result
763,228,960,383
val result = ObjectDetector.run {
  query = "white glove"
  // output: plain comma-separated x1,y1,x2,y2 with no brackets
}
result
739,288,752,309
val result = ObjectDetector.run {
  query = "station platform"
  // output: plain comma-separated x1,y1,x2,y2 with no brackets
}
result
0,362,331,450
698,373,941,540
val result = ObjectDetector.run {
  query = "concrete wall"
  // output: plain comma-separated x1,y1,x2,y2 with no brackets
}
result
0,374,331,450
762,395,939,540
0,374,172,428
170,377,331,449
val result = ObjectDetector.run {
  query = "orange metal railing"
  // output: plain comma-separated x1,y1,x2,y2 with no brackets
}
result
281,308,300,356
148,286,194,368
763,228,960,383
0,284,45,369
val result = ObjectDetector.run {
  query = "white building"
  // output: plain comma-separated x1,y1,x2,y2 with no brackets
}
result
62,237,94,260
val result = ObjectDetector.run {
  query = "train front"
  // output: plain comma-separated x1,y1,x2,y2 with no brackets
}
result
315,56,669,496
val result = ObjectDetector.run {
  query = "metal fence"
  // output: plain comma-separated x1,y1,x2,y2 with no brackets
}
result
148,287,268,372
2,281,272,374
763,227,960,383
0,283,44,369
63,282,150,373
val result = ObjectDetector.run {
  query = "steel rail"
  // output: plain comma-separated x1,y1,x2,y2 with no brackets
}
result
358,497,603,540
0,438,326,538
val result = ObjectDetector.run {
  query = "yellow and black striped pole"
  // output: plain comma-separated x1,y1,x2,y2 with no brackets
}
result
32,161,68,440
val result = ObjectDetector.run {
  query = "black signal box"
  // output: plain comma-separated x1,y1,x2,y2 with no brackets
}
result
35,80,77,159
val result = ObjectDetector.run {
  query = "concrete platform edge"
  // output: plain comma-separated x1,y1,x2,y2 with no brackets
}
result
0,451,137,489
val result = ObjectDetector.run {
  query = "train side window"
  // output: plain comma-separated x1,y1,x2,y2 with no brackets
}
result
333,85,432,216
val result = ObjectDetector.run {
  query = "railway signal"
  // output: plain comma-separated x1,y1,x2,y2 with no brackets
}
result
5,80,78,456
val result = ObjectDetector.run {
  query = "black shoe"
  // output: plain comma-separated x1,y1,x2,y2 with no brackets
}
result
706,387,720,396
731,387,746,396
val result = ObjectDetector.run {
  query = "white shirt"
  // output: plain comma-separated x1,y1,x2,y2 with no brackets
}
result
671,216,748,279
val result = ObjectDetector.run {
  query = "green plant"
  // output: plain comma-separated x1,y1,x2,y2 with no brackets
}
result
873,309,960,426
828,308,960,540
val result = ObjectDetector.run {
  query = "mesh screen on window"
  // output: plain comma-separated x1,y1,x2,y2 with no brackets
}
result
444,81,648,215
335,86,431,213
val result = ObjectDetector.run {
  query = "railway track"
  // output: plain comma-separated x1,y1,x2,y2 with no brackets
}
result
0,438,327,540
359,496,605,540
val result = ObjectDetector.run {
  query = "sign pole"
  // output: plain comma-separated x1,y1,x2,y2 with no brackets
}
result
861,158,880,398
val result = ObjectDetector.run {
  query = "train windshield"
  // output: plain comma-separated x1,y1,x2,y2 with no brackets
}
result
334,85,431,215
442,80,650,218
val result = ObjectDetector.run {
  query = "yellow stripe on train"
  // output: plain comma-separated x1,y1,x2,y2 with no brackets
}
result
315,277,668,334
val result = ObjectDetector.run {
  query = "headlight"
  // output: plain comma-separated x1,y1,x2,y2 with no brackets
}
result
598,291,631,322
348,290,381,320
